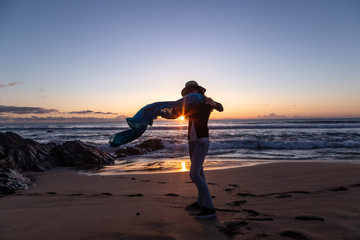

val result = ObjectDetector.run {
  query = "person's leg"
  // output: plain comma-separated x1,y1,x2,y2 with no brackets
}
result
189,140,214,209
188,141,204,205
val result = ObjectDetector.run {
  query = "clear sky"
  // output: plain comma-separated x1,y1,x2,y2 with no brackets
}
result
1,0,359,122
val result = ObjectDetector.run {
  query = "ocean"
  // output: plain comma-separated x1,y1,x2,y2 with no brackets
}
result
1,118,360,174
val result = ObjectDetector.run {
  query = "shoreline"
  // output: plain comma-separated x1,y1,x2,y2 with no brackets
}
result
1,161,360,239
83,158,360,176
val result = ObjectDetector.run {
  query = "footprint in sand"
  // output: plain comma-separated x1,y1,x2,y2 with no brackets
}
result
280,230,310,240
216,221,248,238
66,193,83,196
242,209,260,217
228,184,238,187
276,193,293,198
247,217,274,221
124,194,143,197
157,181,167,184
226,200,247,207
224,221,248,231
224,188,235,192
330,186,348,191
295,215,324,221
140,180,151,182
164,193,179,197
237,192,257,197
46,192,57,195
262,191,310,198
101,192,112,196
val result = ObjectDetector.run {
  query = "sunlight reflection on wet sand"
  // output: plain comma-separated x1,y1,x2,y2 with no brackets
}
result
82,158,271,176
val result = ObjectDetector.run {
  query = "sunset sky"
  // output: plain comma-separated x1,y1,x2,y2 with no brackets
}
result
1,0,359,122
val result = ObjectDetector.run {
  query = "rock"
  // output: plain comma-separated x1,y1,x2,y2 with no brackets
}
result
0,144,5,159
52,140,114,169
115,147,147,157
0,132,55,171
0,167,32,195
0,132,115,170
115,138,164,158
0,132,115,195
0,131,29,149
136,138,163,151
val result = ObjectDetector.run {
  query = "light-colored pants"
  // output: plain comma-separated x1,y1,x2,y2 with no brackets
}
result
189,139,214,209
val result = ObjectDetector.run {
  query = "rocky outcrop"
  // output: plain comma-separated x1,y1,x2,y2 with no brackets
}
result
0,132,115,195
0,132,56,171
115,138,164,158
0,132,165,195
0,167,32,195
52,140,114,169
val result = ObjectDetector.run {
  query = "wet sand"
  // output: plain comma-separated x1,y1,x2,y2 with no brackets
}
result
1,162,360,240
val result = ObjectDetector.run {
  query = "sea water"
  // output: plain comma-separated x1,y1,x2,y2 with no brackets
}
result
1,118,360,174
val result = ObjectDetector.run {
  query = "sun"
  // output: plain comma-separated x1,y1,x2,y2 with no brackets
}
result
180,161,188,171
179,115,185,120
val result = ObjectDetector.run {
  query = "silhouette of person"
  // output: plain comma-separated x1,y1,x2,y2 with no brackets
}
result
181,81,223,219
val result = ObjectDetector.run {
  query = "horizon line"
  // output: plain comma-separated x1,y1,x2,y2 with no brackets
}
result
1,116,360,124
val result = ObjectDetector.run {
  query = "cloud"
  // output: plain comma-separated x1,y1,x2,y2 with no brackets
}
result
258,113,287,119
94,111,117,115
0,105,59,115
68,110,117,115
68,110,94,114
0,105,118,117
0,81,22,88
0,115,127,123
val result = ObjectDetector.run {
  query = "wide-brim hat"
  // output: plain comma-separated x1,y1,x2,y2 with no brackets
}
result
181,80,206,96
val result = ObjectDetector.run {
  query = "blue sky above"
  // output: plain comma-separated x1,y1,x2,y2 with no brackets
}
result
0,0,359,121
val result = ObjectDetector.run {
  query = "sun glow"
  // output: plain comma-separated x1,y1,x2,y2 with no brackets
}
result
179,115,185,120
180,161,188,171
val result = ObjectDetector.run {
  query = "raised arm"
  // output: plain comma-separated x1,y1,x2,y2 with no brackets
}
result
205,98,224,112
158,107,181,119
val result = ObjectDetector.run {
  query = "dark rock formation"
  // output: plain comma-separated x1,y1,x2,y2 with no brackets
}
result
115,138,164,158
1,132,115,171
52,140,114,169
0,132,56,171
137,138,164,151
0,132,115,195
0,133,166,195
0,167,32,196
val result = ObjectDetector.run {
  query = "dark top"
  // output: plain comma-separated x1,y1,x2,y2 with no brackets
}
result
186,102,223,140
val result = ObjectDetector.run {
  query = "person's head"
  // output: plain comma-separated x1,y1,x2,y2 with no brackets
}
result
181,80,206,96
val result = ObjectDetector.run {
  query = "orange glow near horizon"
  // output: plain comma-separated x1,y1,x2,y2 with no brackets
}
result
180,161,188,172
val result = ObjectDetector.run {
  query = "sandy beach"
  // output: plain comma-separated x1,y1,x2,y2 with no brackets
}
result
1,162,360,240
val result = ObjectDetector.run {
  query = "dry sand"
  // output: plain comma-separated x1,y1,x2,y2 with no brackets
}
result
1,162,360,240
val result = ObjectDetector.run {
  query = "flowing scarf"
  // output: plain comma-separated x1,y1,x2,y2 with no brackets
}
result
109,93,205,147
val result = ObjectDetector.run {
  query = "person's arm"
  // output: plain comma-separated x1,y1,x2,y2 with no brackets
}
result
205,98,224,112
158,107,181,119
